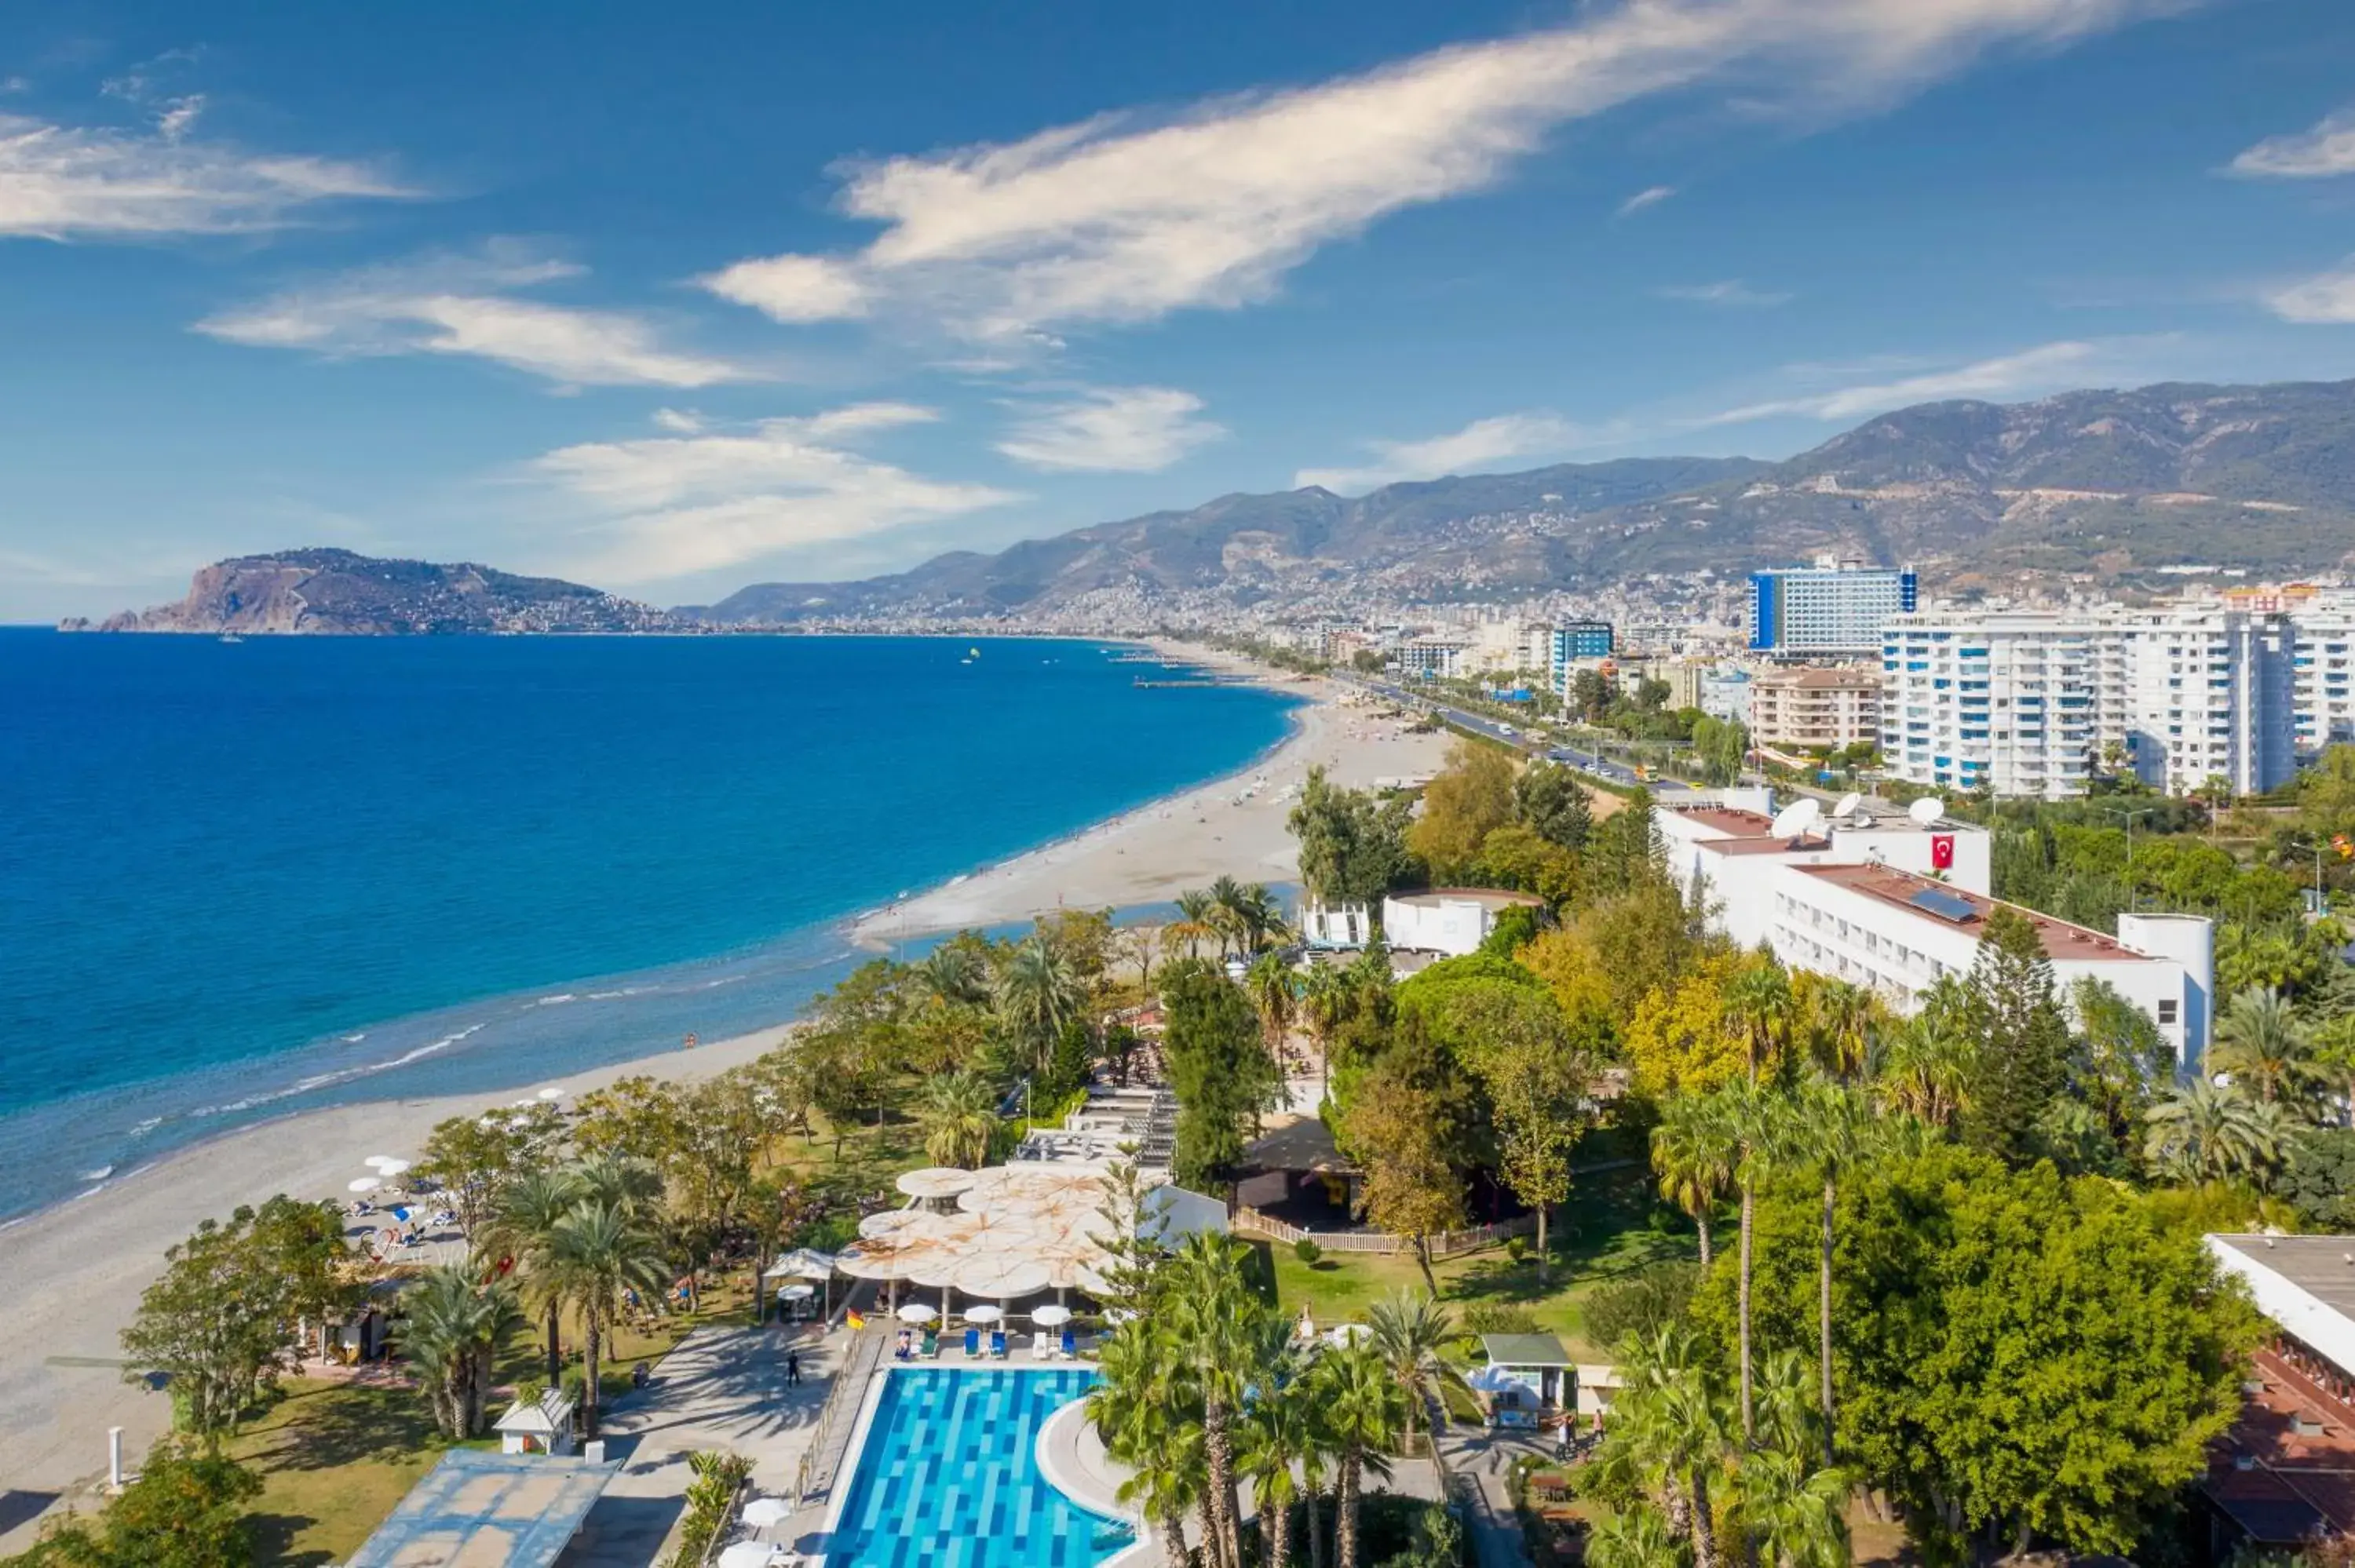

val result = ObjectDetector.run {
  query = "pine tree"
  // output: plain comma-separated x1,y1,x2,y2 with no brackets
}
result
1960,905,2068,1165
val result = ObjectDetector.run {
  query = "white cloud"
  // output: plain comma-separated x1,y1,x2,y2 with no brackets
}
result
2230,110,2355,179
1616,184,1678,216
198,246,760,390
995,386,1225,472
0,109,408,239
533,406,1017,584
2264,261,2355,323
1297,410,1604,492
1655,278,1789,306
1700,340,2105,425
706,0,2194,341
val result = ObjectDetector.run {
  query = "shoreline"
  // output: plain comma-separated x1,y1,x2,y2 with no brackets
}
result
0,641,1451,1544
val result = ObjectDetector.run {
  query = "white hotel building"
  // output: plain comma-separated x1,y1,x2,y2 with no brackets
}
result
1656,789,2215,1064
1879,602,2309,800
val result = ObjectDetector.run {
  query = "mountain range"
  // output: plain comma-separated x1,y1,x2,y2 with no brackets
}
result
75,377,2355,633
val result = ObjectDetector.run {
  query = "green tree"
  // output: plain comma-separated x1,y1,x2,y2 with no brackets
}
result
1088,1320,1204,1559
1313,1340,1402,1568
1652,1092,1736,1269
413,1105,557,1239
1594,1326,1730,1568
1406,740,1518,881
996,932,1083,1077
1513,760,1594,851
1960,906,2069,1164
1247,951,1300,1057
546,1197,671,1435
2144,1078,2287,1184
1452,986,1592,1280
1289,766,1411,909
403,1265,521,1439
1366,1291,1468,1462
483,1165,588,1387
917,1070,1001,1169
1161,959,1282,1191
1340,1022,1473,1293
8,1442,261,1568
2210,987,2318,1105
119,1197,351,1440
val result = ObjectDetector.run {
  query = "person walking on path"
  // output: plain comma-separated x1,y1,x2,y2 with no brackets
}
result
787,1349,801,1386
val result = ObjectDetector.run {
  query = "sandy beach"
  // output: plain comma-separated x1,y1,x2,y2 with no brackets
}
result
0,646,1448,1545
852,646,1453,944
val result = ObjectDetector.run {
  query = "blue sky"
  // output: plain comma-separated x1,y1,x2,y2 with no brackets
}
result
5,0,2355,618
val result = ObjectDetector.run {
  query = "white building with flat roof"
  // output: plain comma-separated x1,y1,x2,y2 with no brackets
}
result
1382,888,1544,957
1654,791,2213,1064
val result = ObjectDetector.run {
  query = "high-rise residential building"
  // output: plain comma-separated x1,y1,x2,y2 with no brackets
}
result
1879,603,2300,800
1748,666,1882,752
1748,558,1918,656
1700,666,1754,726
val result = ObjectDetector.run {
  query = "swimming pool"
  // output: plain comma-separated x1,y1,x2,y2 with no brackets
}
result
828,1368,1136,1568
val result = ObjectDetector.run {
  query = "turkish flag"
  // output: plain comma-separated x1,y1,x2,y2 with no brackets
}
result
1930,833,1955,870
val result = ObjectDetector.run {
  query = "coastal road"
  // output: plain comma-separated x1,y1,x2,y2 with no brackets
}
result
1352,677,1641,786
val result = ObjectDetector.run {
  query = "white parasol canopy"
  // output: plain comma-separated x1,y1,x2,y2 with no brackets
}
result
347,1176,382,1193
896,1166,978,1200
717,1544,779,1568
1032,1304,1073,1327
776,1284,815,1303
857,1208,929,1242
895,1302,938,1324
741,1497,792,1528
761,1248,837,1281
372,1158,412,1177
962,1304,1004,1325
953,1251,1053,1300
537,1086,567,1099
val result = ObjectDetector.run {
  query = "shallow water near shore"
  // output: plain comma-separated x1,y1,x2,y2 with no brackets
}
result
0,630,1298,1221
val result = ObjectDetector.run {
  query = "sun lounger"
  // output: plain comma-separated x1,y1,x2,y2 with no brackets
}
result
963,1328,980,1358
1032,1330,1053,1360
988,1330,1007,1359
921,1329,939,1358
1061,1329,1077,1359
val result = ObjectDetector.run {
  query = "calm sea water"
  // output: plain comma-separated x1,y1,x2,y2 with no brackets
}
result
0,631,1299,1222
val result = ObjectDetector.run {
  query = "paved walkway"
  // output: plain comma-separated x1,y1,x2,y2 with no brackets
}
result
560,1322,838,1567
1436,1421,1546,1568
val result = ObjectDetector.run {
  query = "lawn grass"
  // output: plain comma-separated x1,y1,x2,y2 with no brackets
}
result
1255,1166,1696,1360
228,1378,484,1568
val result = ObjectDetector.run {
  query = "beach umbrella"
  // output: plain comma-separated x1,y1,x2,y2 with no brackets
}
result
896,1166,978,1201
762,1248,837,1280
741,1497,792,1529
511,1098,540,1109
857,1208,928,1242
962,1304,1003,1325
363,1155,403,1169
895,1302,938,1324
718,1544,777,1568
347,1176,382,1193
538,1086,566,1100
373,1158,411,1177
1032,1304,1073,1327
952,1251,1052,1302
776,1283,815,1302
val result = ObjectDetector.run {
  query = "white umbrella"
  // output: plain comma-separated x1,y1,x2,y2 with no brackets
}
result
896,1166,978,1200
1032,1304,1073,1327
953,1252,1053,1301
373,1158,412,1177
718,1544,778,1568
538,1086,566,1100
363,1155,403,1169
762,1249,836,1281
896,1302,938,1324
347,1176,382,1193
962,1304,1003,1325
511,1098,541,1109
741,1497,792,1529
858,1208,929,1242
776,1284,816,1302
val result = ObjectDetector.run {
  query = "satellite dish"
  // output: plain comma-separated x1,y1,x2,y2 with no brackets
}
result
1769,798,1821,840
1832,791,1863,819
1908,795,1946,826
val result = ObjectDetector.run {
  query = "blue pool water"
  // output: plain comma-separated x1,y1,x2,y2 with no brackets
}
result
830,1369,1133,1568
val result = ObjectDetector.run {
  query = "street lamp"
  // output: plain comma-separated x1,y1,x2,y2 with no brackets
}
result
2284,839,2330,916
2103,806,2153,910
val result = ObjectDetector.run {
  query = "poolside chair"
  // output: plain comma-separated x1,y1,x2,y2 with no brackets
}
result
1060,1329,1077,1360
1031,1330,1053,1360
921,1329,939,1358
988,1329,1007,1359
963,1328,980,1358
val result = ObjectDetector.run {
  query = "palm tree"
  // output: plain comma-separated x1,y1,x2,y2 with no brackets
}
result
1090,1322,1205,1562
1166,890,1221,962
481,1165,587,1387
1163,1233,1267,1568
1298,963,1346,1103
2211,988,2317,1105
1725,963,1794,1082
995,934,1080,1076
2145,1078,2287,1184
1602,1326,1729,1568
918,1071,1000,1168
913,943,989,1007
1730,1447,1850,1568
1234,882,1291,954
1652,1092,1736,1269
1247,953,1299,1058
402,1265,520,1439
1235,1326,1313,1568
1715,1076,1788,1446
1365,1291,1469,1464
1586,1504,1691,1568
1795,1076,1867,1463
1869,1008,1971,1130
546,1197,671,1435
1208,875,1251,960
1806,979,1879,1082
1313,1340,1401,1568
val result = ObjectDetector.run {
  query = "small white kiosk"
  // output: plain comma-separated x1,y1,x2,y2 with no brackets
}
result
495,1389,579,1457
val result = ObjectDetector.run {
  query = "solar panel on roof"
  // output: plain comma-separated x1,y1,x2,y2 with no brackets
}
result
1908,887,1979,924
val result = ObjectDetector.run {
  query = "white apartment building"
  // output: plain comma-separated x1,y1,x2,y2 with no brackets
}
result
1655,790,2213,1063
1879,604,2300,800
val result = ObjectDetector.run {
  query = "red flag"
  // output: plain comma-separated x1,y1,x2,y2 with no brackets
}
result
1930,833,1955,870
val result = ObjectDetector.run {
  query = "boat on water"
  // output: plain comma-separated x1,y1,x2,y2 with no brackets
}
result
218,633,246,644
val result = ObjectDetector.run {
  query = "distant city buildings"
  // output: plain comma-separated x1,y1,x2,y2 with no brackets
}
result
1748,557,1918,658
1548,621,1616,693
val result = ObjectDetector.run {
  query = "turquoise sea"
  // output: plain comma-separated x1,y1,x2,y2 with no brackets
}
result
0,631,1300,1223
